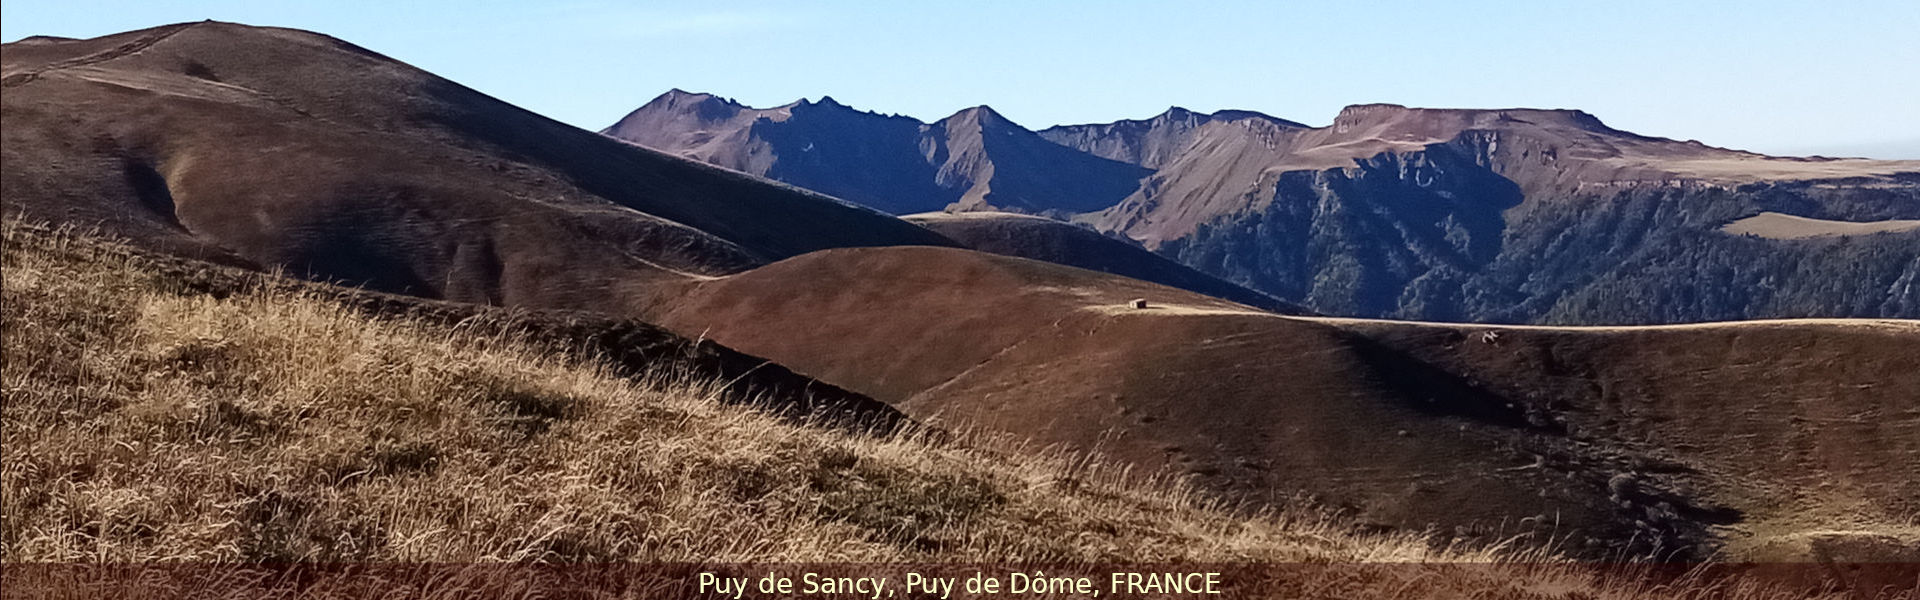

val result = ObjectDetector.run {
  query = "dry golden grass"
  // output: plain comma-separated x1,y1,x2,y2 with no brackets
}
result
0,223,1868,598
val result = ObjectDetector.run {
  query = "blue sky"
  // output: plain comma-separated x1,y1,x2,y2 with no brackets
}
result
5,1,1916,158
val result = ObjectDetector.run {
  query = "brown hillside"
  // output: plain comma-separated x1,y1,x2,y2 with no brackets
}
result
1,22,951,310
644,245,1920,561
10,216,1875,600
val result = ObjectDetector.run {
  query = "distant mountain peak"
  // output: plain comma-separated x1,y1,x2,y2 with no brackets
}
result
790,95,855,111
656,88,711,101
940,105,1019,130
645,89,743,111
1332,103,1610,134
1157,106,1200,120
947,104,1003,118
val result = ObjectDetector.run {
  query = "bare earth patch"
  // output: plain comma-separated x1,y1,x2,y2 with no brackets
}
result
1722,211,1920,239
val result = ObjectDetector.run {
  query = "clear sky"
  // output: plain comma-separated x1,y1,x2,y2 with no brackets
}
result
5,0,1917,158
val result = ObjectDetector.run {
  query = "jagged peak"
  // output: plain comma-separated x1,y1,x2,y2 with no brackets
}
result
947,104,1003,118
940,105,1020,130
788,94,867,113
647,88,741,109
646,90,873,115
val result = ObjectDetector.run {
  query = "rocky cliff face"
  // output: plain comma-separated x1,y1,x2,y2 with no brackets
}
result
606,94,1920,324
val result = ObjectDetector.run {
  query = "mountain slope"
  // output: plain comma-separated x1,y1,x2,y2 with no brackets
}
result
15,215,1875,599
1,22,952,313
639,244,1920,561
602,91,1150,215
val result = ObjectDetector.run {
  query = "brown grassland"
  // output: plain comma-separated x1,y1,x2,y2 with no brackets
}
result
0,222,1880,598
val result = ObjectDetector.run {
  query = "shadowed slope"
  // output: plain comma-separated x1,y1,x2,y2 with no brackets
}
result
1328,316,1920,561
1,22,952,312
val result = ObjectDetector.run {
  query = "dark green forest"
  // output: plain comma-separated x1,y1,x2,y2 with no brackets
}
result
1163,154,1920,324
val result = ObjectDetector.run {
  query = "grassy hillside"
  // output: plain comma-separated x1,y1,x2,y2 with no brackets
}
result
0,223,1856,598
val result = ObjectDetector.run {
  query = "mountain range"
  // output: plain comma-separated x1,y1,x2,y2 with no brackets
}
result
6,22,1918,563
606,92,1920,324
